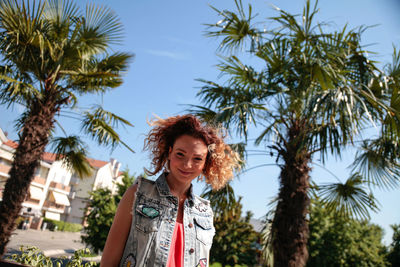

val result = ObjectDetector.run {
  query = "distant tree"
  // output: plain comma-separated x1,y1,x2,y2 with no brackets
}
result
81,188,117,254
202,184,260,266
191,0,400,265
0,0,133,255
82,171,137,253
387,224,400,267
114,170,138,203
307,200,388,267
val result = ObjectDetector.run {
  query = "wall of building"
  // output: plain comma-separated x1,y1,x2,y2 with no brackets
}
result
62,197,88,224
0,126,123,227
74,171,96,199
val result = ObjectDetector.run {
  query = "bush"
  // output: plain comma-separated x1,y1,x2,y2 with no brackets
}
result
8,246,98,267
210,264,249,267
43,218,82,232
14,216,26,229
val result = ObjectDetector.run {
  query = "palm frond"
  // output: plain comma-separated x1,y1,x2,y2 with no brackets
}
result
0,70,39,106
0,0,47,77
205,0,260,52
50,135,93,178
216,55,266,92
195,79,266,140
43,0,80,34
382,46,400,140
186,105,218,123
317,173,379,220
67,52,133,93
80,3,123,53
81,106,134,153
351,139,400,190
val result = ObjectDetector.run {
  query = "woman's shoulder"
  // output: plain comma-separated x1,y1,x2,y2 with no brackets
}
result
121,183,139,203
126,176,155,193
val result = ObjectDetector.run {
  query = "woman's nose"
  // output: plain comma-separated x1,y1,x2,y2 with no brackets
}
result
183,159,192,168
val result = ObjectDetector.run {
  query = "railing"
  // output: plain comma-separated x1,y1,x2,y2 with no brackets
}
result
49,181,71,193
0,163,11,175
43,200,65,211
32,176,46,185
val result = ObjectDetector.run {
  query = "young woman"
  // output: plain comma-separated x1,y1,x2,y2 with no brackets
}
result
100,114,240,267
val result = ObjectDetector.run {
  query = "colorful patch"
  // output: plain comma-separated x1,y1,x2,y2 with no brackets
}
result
123,254,135,267
196,258,207,267
142,206,160,218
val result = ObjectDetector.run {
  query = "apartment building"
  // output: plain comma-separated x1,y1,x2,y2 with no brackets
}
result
0,128,123,228
63,158,123,224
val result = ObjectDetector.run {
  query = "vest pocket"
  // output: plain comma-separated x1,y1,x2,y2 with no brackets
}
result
194,217,215,246
135,204,161,233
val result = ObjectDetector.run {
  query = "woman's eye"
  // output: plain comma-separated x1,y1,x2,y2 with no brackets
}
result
176,152,184,157
194,157,203,161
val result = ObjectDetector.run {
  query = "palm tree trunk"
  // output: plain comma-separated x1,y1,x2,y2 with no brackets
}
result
272,119,311,267
0,103,57,256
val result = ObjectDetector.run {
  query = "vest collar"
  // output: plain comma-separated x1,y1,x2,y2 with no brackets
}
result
155,172,195,206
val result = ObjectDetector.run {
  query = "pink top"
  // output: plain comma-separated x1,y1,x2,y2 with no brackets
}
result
167,222,184,267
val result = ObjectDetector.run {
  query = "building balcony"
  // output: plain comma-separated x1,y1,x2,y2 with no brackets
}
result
25,198,40,206
0,164,11,176
42,200,65,212
32,176,46,185
49,181,71,193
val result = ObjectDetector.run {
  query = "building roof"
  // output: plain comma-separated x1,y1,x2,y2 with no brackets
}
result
4,140,18,149
87,158,109,168
3,139,109,168
42,152,57,163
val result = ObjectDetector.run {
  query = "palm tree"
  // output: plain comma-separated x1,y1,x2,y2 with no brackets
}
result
190,0,400,266
0,0,133,255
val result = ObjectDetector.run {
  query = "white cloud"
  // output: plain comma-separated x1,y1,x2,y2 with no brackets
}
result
145,49,188,60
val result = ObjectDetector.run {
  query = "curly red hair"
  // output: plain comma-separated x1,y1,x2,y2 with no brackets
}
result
144,114,240,190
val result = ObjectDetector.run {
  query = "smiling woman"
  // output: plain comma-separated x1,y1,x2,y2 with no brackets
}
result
100,114,240,267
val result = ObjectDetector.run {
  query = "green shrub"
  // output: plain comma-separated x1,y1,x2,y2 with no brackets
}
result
14,216,26,229
8,246,97,267
43,218,82,232
210,264,249,267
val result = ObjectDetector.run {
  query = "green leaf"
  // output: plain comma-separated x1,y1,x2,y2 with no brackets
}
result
81,105,134,153
318,173,379,220
50,135,93,178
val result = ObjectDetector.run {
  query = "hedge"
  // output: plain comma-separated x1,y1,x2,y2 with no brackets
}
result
43,218,83,232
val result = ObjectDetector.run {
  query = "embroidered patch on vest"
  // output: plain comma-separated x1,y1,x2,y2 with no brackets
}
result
196,258,207,267
195,202,208,212
142,206,160,218
123,253,135,267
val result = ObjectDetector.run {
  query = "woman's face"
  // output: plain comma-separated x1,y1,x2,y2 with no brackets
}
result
168,135,208,184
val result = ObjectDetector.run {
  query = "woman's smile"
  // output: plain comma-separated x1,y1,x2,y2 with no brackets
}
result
168,135,208,183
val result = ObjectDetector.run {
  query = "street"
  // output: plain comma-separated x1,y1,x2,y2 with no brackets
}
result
3,229,101,263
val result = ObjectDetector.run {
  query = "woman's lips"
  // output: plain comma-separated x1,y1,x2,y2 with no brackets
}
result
178,169,192,176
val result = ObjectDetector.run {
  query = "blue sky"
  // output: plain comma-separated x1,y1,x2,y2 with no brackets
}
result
1,0,399,244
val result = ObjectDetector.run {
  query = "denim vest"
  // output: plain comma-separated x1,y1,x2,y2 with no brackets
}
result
119,173,215,267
